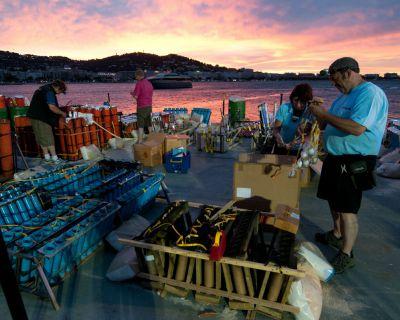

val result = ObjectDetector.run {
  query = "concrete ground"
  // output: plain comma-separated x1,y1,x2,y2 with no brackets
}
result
1,144,399,320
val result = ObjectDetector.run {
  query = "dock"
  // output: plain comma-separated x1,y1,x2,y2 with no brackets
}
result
0,142,399,320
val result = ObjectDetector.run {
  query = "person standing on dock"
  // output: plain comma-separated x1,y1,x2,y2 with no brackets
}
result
131,69,153,143
309,57,388,273
27,80,67,163
273,83,315,155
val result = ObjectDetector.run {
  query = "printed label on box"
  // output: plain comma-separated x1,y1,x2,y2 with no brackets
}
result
290,211,300,220
236,187,251,198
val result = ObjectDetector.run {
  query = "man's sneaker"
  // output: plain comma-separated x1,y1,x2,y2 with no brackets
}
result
331,250,355,274
315,230,343,250
52,157,64,165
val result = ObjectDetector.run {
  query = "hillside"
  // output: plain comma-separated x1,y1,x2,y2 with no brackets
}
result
0,51,230,73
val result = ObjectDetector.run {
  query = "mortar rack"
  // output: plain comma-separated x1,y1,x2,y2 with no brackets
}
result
120,200,305,320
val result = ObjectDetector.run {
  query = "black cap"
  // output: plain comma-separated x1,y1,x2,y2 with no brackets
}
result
329,57,360,74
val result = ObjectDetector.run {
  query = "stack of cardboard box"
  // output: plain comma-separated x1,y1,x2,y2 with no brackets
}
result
133,133,190,167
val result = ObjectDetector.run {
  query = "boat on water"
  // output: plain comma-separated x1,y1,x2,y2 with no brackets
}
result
147,73,192,89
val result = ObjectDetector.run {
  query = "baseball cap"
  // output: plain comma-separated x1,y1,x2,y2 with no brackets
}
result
329,57,360,74
52,79,67,94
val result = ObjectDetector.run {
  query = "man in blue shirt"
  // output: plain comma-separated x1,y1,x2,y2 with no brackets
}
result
310,57,388,273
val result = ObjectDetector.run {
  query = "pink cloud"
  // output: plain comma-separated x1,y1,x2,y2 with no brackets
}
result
0,0,398,73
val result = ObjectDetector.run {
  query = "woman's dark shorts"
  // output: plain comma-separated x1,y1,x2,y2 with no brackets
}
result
137,106,152,128
317,154,377,213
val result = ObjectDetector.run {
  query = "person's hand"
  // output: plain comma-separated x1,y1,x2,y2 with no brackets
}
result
276,135,285,148
310,97,324,106
309,103,326,119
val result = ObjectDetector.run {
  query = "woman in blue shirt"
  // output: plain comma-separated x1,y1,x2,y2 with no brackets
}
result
273,83,314,155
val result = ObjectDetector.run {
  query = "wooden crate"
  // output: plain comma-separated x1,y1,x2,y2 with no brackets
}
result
120,238,304,318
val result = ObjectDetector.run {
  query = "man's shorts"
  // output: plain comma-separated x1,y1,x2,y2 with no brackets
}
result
137,106,152,128
317,154,377,213
30,118,55,147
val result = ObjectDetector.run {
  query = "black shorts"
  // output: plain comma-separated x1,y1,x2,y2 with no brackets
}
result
317,154,377,213
137,106,152,128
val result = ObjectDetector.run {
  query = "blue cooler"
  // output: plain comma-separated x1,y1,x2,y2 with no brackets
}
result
164,151,191,173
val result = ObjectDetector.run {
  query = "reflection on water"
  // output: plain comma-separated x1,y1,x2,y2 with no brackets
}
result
1,80,399,122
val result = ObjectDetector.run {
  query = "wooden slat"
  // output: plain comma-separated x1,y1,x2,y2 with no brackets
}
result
154,252,165,277
137,272,299,314
119,239,304,278
244,267,255,297
222,263,233,293
163,284,190,298
209,200,236,221
167,254,176,279
229,300,254,310
246,310,257,320
258,271,271,299
195,292,221,305
280,276,294,304
155,198,272,215
186,258,195,283
255,306,283,320
196,258,202,286
215,262,222,290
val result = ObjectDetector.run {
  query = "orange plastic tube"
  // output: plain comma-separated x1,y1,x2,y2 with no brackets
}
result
0,119,14,178
89,124,99,147
92,109,104,148
73,118,84,156
0,95,6,108
82,123,91,146
101,108,113,142
56,119,67,159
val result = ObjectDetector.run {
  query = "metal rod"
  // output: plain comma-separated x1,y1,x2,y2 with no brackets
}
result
36,262,60,310
0,230,29,320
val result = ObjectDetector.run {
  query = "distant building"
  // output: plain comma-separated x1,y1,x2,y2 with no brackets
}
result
384,73,399,79
239,68,254,79
298,73,316,79
115,71,135,82
282,73,297,79
364,74,379,80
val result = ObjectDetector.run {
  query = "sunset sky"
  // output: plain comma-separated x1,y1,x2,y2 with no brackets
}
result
1,0,399,74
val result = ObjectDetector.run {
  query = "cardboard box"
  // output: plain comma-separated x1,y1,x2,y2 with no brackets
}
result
233,153,300,211
273,204,300,234
238,153,296,166
147,132,166,154
259,205,300,234
165,134,189,153
133,140,163,167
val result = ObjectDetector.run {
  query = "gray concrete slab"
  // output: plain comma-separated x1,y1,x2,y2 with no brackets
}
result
1,143,399,320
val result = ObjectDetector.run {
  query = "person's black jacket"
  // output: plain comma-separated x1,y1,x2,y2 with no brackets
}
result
27,84,60,127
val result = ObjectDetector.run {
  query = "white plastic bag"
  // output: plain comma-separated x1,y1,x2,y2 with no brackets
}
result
108,138,125,149
105,214,150,251
80,144,103,161
297,241,335,282
378,147,400,164
106,247,139,281
288,270,322,320
376,162,400,178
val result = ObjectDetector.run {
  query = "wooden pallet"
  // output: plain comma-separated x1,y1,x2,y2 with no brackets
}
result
120,238,304,317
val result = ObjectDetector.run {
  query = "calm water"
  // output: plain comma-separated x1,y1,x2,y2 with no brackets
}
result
1,80,399,122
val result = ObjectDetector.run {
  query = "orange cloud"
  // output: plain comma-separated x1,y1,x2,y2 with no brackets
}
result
0,0,399,74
